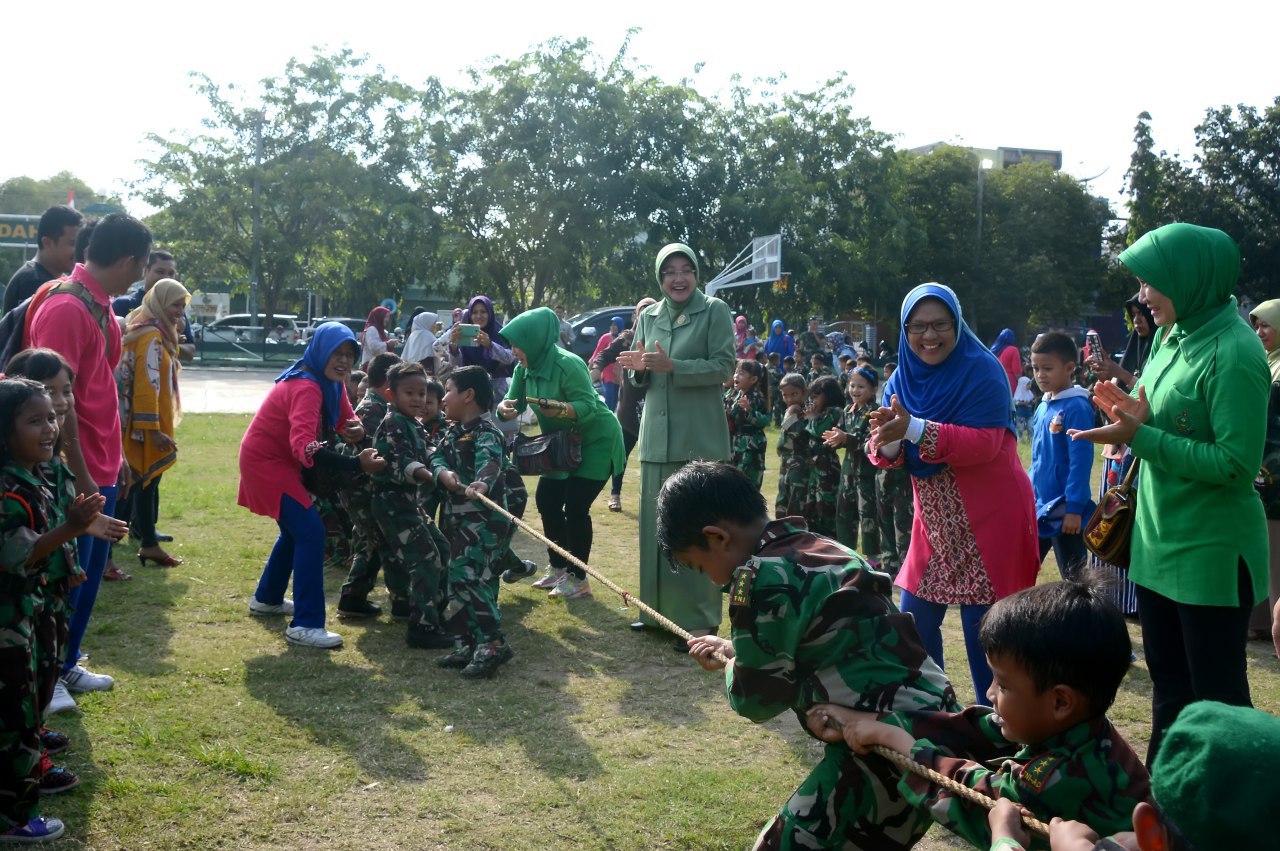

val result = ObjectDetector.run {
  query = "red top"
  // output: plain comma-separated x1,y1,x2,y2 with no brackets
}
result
237,377,355,519
998,345,1022,394
870,421,1039,603
28,264,123,486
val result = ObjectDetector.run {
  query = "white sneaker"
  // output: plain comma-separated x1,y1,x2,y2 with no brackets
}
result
285,626,343,649
530,568,565,590
548,577,592,600
47,681,78,715
61,664,114,693
249,597,295,616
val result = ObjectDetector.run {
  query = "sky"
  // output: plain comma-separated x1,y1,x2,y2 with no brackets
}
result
2,0,1276,217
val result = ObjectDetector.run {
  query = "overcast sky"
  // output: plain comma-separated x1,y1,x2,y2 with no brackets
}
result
2,0,1275,215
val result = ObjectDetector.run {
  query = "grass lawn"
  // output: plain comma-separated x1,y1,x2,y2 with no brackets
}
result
44,415,1280,849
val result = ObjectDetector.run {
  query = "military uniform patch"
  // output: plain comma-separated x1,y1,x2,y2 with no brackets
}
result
729,564,755,608
1019,753,1063,794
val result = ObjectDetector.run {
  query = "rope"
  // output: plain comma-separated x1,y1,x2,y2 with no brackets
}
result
472,490,1050,839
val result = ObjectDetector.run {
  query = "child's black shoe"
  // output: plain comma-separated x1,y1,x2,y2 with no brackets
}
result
336,596,382,619
436,643,474,669
407,624,456,650
390,597,412,620
460,642,513,679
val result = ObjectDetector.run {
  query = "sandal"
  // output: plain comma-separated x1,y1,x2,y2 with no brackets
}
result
103,563,133,581
608,494,622,512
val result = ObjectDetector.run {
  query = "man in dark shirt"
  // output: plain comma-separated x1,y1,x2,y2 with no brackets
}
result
113,250,194,361
2,204,83,311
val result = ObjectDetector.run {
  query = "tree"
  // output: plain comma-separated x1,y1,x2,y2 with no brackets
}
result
0,172,122,283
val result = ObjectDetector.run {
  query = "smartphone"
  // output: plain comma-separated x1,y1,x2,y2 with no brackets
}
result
1086,331,1102,359
456,323,481,344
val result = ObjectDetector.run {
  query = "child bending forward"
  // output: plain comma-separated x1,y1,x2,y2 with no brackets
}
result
657,461,958,850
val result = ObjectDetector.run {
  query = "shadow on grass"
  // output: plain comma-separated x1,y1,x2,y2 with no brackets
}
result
90,563,188,677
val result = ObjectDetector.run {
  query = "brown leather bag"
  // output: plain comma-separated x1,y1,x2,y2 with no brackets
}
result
1083,459,1139,567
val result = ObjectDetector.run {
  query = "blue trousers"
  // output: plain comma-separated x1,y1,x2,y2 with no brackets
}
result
254,495,327,629
63,485,117,674
899,588,992,706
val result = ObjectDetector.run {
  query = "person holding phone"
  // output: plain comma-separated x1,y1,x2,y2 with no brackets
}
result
445,296,516,424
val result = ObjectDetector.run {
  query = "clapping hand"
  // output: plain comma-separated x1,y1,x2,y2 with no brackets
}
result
869,395,911,447
1069,381,1149,446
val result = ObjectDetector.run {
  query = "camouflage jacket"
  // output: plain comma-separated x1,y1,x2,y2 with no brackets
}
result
429,413,509,516
838,404,876,480
372,404,435,498
725,518,957,726
804,409,842,478
1,462,75,646
884,707,1151,849
726,389,770,439
353,390,389,450
796,330,825,362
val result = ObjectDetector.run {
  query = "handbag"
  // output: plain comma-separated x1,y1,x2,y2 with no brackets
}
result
1083,458,1139,567
512,429,582,477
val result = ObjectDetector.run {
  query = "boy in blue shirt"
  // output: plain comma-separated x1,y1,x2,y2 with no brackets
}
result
1029,332,1095,581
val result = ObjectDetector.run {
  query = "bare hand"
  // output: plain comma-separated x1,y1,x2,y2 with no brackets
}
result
641,341,674,373
737,394,750,411
686,635,733,671
495,399,518,421
67,492,107,532
118,461,133,499
342,419,365,443
869,395,911,447
988,799,1031,850
88,511,129,542
615,342,646,373
1070,382,1149,446
1062,512,1082,535
822,427,847,448
803,704,849,744
438,470,461,492
1048,818,1110,851
151,431,176,452
357,447,386,474
476,330,490,349
464,481,489,500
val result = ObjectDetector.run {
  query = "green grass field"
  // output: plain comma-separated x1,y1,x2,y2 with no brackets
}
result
40,415,1280,849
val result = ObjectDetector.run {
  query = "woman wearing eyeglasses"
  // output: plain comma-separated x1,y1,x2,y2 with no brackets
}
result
617,243,735,648
867,283,1038,703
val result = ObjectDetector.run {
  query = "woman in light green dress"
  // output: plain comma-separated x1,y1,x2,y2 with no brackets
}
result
618,243,735,643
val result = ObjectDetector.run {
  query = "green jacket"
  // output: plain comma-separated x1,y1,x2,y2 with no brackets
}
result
628,288,735,463
1130,300,1269,605
501,307,625,481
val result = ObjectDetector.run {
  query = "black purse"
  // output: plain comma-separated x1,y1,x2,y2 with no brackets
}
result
512,430,582,477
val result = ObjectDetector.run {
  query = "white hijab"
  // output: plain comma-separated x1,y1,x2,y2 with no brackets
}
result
400,311,438,363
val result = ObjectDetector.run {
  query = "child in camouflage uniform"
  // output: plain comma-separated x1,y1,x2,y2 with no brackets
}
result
802,376,842,537
726,359,771,489
0,379,125,843
774,373,808,518
812,578,1150,851
428,366,520,679
876,463,912,577
337,353,403,619
370,363,454,650
806,352,834,384
766,353,784,427
823,366,880,555
656,461,958,851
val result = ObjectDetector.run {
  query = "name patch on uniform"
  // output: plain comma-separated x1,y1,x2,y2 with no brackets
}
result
729,566,755,608
1019,753,1063,794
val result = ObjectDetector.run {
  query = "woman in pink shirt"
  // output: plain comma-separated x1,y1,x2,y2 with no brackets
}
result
239,323,384,649
869,284,1038,703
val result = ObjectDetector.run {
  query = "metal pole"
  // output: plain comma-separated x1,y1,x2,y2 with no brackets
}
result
248,110,263,329
973,162,985,334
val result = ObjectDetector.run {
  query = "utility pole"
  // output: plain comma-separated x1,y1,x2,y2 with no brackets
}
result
248,109,264,329
973,158,992,334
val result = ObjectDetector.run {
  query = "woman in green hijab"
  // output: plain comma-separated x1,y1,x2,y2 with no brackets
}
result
617,243,735,646
1247,298,1280,650
1072,223,1269,763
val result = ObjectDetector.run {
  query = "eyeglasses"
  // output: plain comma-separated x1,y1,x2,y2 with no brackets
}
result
904,320,955,336
661,266,696,280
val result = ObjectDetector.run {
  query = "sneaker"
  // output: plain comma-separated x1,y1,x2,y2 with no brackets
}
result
460,642,514,679
501,559,539,584
436,643,474,669
284,626,343,649
249,597,294,616
406,623,456,650
38,756,79,795
0,816,65,843
389,598,411,621
39,729,68,756
548,577,592,600
336,597,382,619
61,665,113,693
530,567,565,590
46,682,77,715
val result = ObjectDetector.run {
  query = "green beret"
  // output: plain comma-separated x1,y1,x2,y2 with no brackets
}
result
654,243,698,285
1152,701,1280,847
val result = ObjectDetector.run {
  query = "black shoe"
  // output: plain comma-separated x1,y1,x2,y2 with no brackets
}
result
40,728,69,755
336,597,382,619
407,624,456,649
460,643,514,679
390,598,411,621
501,559,539,584
436,644,474,669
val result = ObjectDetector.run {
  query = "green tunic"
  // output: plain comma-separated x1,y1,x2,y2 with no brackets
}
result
629,288,735,629
501,307,625,482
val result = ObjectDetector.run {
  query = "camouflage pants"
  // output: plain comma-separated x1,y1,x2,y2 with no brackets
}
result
371,495,445,630
805,466,840,539
753,744,930,851
776,459,806,518
316,494,352,563
440,511,514,647
340,490,406,606
734,434,768,490
33,581,71,714
876,466,913,575
0,643,40,828
836,472,880,559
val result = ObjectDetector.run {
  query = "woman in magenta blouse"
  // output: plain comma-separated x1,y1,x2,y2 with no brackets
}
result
869,284,1039,703
238,323,384,649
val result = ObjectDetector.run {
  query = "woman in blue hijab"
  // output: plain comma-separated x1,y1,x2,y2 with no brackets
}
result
870,284,1038,702
238,322,386,649
764,319,795,360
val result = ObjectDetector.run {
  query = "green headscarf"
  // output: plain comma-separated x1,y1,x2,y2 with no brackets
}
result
498,306,560,378
1249,298,1280,381
654,243,699,317
1118,223,1240,333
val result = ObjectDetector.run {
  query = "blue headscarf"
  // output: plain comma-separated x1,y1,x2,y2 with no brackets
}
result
990,327,1016,355
276,321,357,429
882,283,1014,478
765,319,795,358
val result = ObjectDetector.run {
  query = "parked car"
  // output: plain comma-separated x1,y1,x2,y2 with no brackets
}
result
199,314,302,345
300,316,366,343
567,306,636,361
